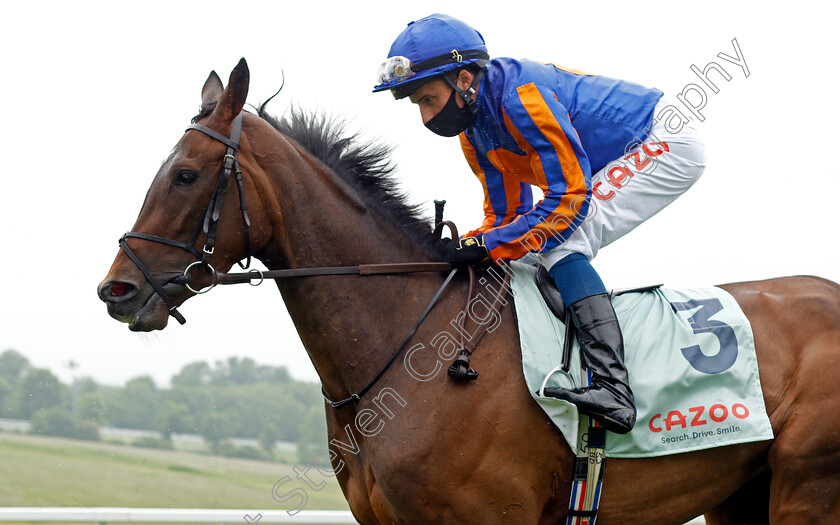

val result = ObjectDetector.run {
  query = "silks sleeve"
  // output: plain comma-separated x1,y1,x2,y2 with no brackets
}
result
459,134,535,239
481,82,593,262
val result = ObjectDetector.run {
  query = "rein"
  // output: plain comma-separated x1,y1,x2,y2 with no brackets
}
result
117,112,508,410
323,267,460,408
212,262,454,286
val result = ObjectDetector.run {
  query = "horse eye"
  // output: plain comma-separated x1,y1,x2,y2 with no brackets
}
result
176,171,198,186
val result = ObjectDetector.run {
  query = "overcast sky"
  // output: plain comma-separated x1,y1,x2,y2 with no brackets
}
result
1,1,838,388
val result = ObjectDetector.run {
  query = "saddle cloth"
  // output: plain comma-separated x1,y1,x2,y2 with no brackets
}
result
509,261,774,458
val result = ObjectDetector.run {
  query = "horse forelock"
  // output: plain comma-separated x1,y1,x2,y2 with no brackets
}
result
191,102,217,124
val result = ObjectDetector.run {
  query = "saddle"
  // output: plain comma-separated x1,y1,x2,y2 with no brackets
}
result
524,264,770,524
510,260,772,457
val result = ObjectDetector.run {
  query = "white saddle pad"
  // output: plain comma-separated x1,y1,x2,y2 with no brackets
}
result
510,261,774,458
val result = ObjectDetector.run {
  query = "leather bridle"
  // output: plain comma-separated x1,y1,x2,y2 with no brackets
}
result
116,111,509,408
118,112,250,325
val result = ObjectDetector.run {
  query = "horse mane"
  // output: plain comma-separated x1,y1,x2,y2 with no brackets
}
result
192,102,439,253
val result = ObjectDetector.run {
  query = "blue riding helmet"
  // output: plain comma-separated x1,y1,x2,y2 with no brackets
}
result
373,14,489,99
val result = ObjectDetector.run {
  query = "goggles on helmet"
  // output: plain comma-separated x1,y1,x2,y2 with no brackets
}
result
374,48,489,99
376,56,416,85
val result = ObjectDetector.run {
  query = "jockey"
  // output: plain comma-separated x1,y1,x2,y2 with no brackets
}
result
373,14,705,434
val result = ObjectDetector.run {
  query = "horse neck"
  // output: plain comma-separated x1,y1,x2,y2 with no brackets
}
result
244,122,444,398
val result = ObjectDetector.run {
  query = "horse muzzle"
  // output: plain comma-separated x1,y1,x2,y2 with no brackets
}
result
97,276,183,332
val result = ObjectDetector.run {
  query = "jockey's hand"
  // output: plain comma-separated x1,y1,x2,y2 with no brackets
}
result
440,236,489,266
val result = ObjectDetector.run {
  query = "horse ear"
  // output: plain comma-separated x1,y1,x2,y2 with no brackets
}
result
201,71,224,106
214,58,250,122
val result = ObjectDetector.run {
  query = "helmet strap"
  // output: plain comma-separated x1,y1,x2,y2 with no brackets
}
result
443,68,485,116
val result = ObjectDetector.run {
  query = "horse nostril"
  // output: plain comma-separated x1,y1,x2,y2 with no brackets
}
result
99,280,137,303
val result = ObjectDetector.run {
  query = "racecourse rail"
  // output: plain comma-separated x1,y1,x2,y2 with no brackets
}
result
0,509,353,523
0,508,706,523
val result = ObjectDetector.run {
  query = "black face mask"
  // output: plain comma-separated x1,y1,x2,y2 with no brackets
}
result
425,88,475,137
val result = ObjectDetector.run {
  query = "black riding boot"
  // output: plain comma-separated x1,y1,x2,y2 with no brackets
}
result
543,293,636,434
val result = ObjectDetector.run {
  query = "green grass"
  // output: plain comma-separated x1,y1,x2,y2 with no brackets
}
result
0,432,350,511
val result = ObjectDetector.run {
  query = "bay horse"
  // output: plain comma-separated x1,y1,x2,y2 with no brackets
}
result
98,58,840,524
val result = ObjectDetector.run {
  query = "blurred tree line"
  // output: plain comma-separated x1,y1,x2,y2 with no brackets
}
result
0,349,328,462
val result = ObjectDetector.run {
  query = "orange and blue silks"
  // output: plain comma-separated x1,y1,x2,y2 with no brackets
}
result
460,58,663,262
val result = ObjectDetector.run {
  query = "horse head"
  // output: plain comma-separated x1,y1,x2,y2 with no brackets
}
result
99,56,443,335
98,58,269,332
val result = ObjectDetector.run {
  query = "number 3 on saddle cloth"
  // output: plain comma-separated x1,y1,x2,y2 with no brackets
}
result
509,261,774,457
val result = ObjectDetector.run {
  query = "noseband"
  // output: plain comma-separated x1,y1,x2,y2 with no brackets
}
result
118,112,251,325
114,112,508,408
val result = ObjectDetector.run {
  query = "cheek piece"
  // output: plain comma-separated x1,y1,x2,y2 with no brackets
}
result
424,70,485,137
